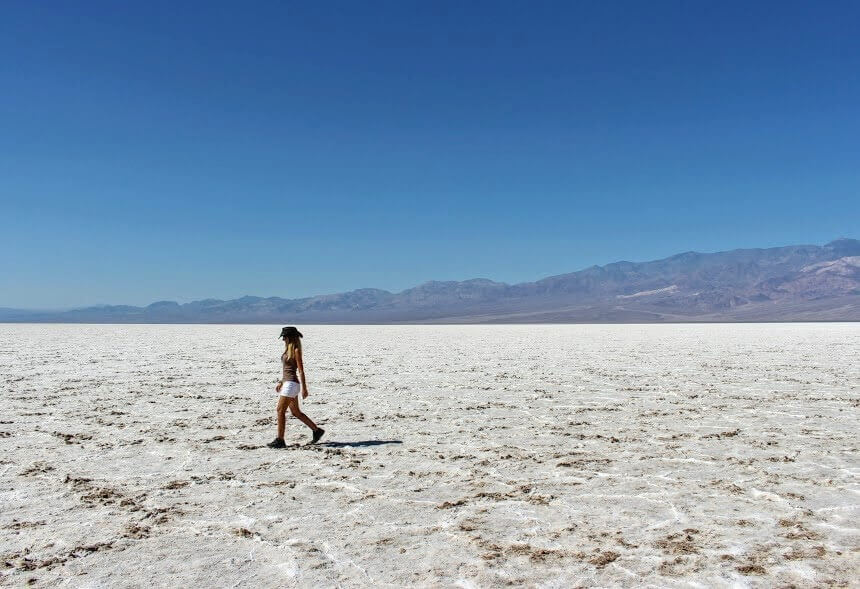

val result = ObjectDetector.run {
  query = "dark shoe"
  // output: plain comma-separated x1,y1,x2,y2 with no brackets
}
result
267,438,286,449
311,428,325,444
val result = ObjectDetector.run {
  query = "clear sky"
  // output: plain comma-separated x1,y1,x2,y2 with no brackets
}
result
2,1,858,308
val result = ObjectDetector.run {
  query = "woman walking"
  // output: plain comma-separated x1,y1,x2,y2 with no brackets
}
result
267,326,325,448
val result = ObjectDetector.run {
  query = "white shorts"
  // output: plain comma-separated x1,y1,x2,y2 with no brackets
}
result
279,381,300,398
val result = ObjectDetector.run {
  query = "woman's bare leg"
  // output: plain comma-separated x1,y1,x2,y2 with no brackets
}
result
288,397,318,431
276,396,288,439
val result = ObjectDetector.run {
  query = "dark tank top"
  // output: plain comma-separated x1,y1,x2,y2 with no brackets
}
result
282,352,298,382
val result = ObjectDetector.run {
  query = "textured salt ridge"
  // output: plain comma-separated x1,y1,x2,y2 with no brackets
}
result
1,323,858,587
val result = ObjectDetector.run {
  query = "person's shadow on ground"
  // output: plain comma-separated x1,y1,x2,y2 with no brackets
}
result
319,440,403,448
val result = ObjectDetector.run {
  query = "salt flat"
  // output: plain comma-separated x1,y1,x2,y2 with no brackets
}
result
1,323,858,588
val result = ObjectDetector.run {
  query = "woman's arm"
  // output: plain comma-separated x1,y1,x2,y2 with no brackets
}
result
275,350,285,391
296,348,309,398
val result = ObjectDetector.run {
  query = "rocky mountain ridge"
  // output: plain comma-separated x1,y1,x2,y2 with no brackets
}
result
4,239,858,323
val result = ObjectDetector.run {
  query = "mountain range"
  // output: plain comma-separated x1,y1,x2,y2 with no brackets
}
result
3,238,859,323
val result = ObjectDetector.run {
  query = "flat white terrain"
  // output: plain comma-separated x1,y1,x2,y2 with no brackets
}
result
1,323,858,587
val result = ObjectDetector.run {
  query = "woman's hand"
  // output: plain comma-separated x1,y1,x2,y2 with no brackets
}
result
275,381,283,393
302,387,309,399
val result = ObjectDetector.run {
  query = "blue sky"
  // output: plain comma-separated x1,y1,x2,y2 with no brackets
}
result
2,1,858,308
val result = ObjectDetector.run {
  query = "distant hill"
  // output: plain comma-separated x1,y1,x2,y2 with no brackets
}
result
3,239,859,323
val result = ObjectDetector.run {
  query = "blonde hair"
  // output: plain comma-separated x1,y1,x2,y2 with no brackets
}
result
284,336,302,361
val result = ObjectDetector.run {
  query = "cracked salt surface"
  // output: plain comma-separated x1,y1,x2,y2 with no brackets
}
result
1,323,858,587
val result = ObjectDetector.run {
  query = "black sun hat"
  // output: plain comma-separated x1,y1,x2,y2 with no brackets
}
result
279,326,303,340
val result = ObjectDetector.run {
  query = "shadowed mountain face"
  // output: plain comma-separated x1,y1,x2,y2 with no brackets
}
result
5,239,859,323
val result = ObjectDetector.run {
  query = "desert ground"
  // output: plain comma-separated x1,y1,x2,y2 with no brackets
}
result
1,323,858,587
